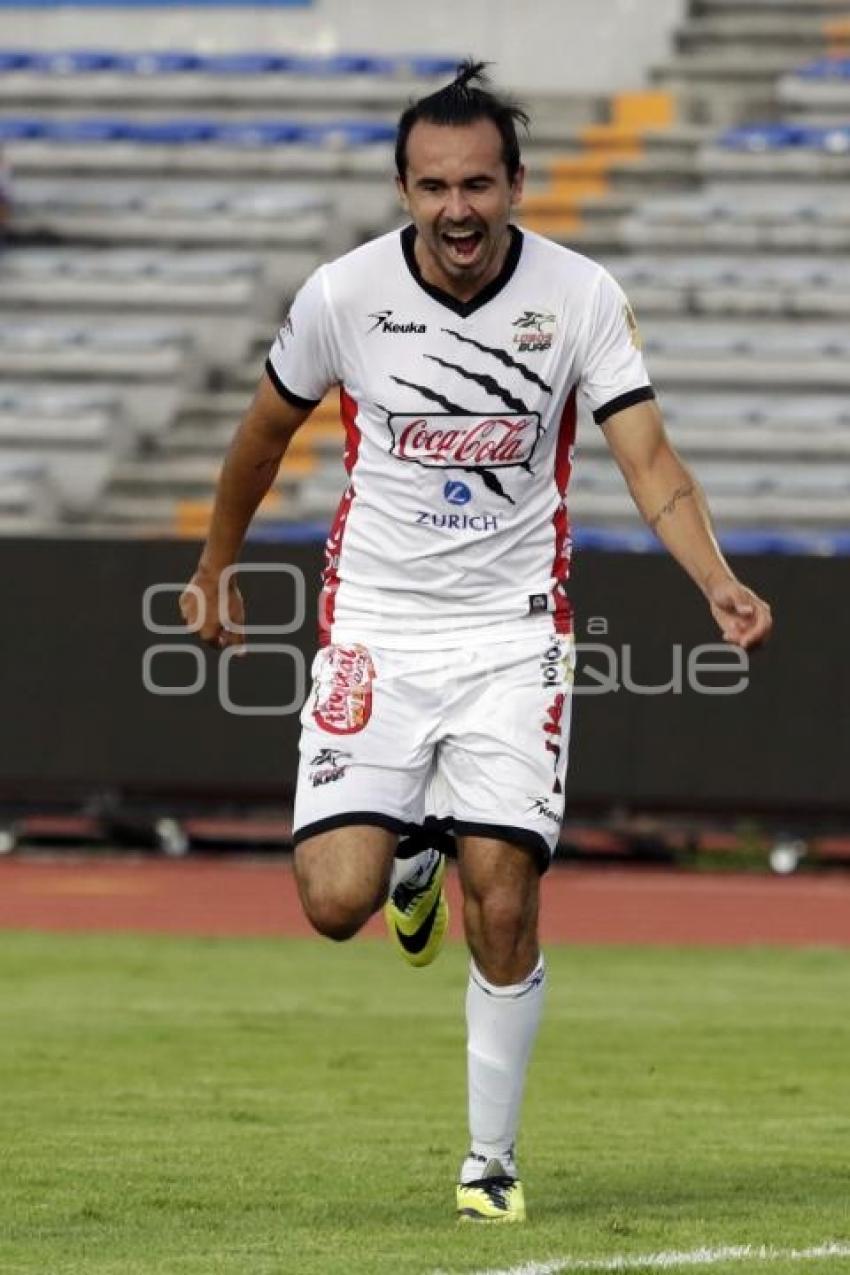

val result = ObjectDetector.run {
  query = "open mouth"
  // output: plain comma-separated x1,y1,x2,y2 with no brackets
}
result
441,228,484,261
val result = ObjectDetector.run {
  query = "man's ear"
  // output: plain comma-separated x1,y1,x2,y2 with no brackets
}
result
396,174,410,213
510,163,526,208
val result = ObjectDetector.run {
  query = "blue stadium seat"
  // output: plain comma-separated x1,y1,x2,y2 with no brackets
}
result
273,54,396,76
0,50,37,73
318,54,397,75
128,120,219,143
572,527,659,553
308,120,396,145
409,56,461,77
0,47,460,80
795,56,850,80
202,53,289,75
31,50,125,74
0,117,46,140
717,123,808,150
0,113,397,148
717,530,849,556
45,119,131,142
816,125,850,152
121,51,206,74
211,120,309,145
717,122,850,152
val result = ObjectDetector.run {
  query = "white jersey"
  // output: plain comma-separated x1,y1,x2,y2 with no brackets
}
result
266,225,653,649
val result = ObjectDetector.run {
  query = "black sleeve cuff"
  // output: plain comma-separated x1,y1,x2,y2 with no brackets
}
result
264,358,322,411
593,385,656,426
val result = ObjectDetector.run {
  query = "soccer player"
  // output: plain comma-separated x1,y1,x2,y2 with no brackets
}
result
180,62,772,1222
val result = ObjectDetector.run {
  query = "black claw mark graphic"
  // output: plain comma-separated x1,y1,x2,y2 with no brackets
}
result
442,328,553,394
465,466,516,505
423,356,530,414
386,377,524,505
389,376,471,415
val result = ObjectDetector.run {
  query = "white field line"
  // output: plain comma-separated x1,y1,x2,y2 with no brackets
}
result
432,1240,850,1275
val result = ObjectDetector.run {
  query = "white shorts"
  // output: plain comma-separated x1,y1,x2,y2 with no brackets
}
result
293,627,575,871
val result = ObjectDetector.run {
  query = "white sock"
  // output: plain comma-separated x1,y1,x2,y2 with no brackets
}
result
464,956,545,1173
389,846,439,895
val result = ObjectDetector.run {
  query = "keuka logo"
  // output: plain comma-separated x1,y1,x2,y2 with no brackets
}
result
512,309,556,353
367,309,427,335
527,796,560,825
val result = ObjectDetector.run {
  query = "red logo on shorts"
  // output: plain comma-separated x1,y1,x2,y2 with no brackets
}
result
544,692,565,794
313,645,375,736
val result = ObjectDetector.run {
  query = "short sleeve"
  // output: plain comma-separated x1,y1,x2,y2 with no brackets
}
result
580,268,655,426
265,267,339,409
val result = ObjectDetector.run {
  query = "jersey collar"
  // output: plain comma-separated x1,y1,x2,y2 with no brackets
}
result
400,223,523,318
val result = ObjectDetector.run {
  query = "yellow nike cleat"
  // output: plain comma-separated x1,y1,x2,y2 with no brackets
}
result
456,1158,526,1223
384,851,448,968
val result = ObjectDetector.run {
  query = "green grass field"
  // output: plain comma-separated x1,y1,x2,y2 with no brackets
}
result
1,931,849,1275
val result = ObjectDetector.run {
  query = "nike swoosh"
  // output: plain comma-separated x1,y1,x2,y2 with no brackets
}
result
395,895,440,955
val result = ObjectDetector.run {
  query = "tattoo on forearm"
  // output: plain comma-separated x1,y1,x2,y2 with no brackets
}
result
649,483,694,530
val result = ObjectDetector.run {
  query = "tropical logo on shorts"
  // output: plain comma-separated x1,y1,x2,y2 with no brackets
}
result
312,645,375,736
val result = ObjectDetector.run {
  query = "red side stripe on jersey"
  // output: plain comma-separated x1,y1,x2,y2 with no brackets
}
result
339,387,361,477
551,387,577,635
318,388,361,645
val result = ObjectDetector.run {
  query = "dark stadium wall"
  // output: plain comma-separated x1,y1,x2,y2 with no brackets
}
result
3,537,847,813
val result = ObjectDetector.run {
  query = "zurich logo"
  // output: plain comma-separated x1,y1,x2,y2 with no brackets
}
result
443,480,471,506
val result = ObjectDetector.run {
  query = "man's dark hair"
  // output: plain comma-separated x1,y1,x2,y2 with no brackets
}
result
395,59,529,185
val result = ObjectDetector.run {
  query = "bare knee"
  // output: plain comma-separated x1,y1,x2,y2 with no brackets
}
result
301,891,370,941
465,889,534,963
294,861,378,941
459,840,541,985
293,828,395,942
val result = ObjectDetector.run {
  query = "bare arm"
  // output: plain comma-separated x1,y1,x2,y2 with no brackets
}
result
179,372,313,648
602,399,773,649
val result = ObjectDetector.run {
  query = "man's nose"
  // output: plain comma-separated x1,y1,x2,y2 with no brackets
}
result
444,188,472,222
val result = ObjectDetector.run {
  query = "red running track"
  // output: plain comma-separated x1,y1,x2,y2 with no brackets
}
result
1,857,849,947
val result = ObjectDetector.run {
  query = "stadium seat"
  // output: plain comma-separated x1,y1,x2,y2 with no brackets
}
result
0,50,36,72
1,24,846,541
29,50,125,74
0,323,197,447
0,411,119,513
787,55,850,79
0,114,396,148
0,458,58,527
0,118,46,141
717,122,850,151
201,53,291,75
122,51,206,74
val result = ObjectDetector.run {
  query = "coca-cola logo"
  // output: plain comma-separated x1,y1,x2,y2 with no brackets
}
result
389,413,541,470
313,644,375,736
